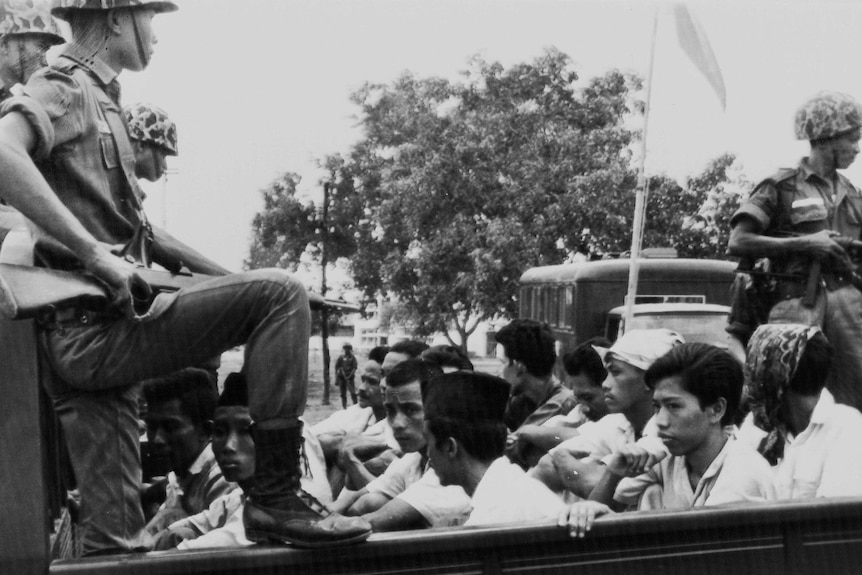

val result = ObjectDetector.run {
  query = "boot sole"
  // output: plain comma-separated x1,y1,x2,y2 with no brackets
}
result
246,528,371,549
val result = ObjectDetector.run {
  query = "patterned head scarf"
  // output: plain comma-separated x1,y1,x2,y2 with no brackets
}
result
744,323,822,464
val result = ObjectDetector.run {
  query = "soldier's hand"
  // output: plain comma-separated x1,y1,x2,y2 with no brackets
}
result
84,249,151,318
804,230,846,261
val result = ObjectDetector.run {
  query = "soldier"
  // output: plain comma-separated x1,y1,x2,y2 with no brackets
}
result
335,342,358,409
0,0,64,96
0,0,368,555
728,91,862,412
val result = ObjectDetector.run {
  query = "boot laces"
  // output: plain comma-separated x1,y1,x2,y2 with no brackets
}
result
297,488,331,518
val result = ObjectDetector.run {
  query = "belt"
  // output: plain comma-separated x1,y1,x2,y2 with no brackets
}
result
37,304,120,330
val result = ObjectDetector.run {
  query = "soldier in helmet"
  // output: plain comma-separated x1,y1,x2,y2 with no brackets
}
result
0,0,65,96
0,0,369,555
728,90,862,412
124,101,176,182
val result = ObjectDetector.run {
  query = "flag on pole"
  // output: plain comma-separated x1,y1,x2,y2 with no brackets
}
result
673,4,726,111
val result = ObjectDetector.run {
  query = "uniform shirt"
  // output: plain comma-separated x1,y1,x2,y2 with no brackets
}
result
0,44,148,269
366,452,471,527
549,413,667,466
738,389,862,499
335,354,358,380
731,158,862,277
465,457,566,527
172,490,251,550
614,436,775,510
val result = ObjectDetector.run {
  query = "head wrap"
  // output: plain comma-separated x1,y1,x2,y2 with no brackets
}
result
744,323,821,464
593,329,685,371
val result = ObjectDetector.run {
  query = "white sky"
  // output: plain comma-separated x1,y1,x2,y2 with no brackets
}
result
113,0,862,275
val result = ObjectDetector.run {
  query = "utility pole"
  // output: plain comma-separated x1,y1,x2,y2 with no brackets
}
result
320,181,332,406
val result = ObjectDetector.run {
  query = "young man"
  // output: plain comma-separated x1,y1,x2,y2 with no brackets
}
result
496,319,577,468
0,0,368,553
512,338,612,456
531,329,683,499
741,323,862,499
335,343,358,409
422,371,566,526
728,91,862,412
143,368,234,535
560,343,775,538
335,359,472,531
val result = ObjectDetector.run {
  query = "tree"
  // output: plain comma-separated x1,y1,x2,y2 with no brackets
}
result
343,49,644,348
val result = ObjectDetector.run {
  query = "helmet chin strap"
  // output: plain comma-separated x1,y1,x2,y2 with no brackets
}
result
130,11,150,69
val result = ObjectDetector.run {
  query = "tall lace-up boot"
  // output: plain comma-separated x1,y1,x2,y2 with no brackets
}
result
243,422,371,548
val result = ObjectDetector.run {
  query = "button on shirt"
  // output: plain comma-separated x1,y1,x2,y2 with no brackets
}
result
366,452,471,527
738,389,862,499
465,457,566,527
614,436,775,510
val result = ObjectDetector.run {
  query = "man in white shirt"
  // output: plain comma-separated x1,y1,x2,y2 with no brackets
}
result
334,359,472,530
740,323,862,499
422,371,566,526
561,343,774,538
531,329,683,499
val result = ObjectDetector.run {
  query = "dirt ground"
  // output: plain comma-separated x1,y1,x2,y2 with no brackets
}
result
218,347,501,426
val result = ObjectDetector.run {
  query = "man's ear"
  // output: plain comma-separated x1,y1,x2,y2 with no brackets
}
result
444,437,460,459
106,8,124,36
706,397,727,424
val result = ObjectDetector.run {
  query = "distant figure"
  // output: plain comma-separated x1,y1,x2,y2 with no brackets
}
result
422,371,566,526
740,323,862,499
336,343,358,409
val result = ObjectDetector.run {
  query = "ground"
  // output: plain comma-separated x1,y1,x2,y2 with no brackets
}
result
218,346,500,426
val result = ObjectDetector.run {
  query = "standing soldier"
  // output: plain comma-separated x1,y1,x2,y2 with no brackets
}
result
336,343,358,409
0,0,369,555
728,91,862,412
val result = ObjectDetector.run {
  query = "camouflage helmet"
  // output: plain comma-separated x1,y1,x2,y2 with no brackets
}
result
0,0,65,45
51,0,178,21
124,102,177,155
794,91,862,141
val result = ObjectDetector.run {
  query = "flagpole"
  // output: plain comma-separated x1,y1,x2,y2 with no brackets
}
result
623,6,659,332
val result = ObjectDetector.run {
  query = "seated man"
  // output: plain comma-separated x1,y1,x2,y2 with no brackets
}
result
422,371,566,526
740,324,862,499
513,338,611,456
497,319,577,468
560,343,774,538
333,359,472,531
142,368,235,535
531,329,683,499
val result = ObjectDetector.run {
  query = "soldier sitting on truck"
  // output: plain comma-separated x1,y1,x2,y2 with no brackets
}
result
421,371,567,526
530,329,682,500
728,91,862,413
332,359,473,530
511,338,612,458
739,323,862,500
497,319,577,469
560,343,774,538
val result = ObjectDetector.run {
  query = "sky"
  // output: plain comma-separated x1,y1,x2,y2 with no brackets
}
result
104,0,862,281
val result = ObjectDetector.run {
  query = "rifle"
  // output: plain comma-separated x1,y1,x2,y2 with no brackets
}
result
0,263,342,320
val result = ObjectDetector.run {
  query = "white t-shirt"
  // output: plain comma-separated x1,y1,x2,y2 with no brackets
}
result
614,436,775,509
173,490,250,550
738,389,862,500
366,452,471,527
465,457,566,527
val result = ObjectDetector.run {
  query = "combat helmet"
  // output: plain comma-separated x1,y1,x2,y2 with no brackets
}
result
124,102,177,155
0,0,65,45
51,0,178,21
795,91,862,141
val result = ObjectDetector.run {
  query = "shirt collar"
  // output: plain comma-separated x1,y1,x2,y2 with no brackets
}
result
808,388,835,426
187,443,215,476
58,44,120,87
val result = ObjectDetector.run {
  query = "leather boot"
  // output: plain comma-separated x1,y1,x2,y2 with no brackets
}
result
244,423,371,548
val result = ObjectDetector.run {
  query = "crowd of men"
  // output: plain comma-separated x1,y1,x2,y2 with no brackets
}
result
3,0,862,560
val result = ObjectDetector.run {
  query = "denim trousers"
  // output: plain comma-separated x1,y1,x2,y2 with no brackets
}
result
40,269,310,555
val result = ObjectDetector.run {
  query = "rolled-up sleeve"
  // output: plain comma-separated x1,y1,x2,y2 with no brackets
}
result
730,182,778,232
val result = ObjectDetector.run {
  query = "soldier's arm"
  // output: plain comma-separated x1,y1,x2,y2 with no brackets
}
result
0,112,142,315
728,216,845,261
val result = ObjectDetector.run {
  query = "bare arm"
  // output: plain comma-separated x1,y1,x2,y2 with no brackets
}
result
728,216,845,261
550,449,609,499
0,112,143,315
361,498,426,532
515,424,580,453
346,491,391,516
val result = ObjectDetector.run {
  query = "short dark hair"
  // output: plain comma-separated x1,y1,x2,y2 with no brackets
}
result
368,345,390,364
421,345,474,371
562,337,611,386
645,343,742,426
389,340,430,359
495,319,556,378
142,368,218,429
385,358,442,389
789,331,833,395
426,417,506,463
